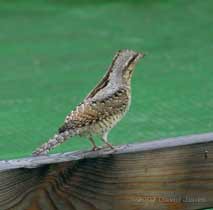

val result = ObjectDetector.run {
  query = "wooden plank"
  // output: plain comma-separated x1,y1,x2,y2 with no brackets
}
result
0,133,213,210
1,132,213,171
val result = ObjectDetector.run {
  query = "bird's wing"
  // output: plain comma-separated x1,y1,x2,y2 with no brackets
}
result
58,88,129,133
58,102,98,133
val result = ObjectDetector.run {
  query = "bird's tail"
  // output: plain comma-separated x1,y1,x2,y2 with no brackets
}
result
32,129,77,156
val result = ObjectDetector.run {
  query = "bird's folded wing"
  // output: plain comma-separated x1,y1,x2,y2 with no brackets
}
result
59,89,129,133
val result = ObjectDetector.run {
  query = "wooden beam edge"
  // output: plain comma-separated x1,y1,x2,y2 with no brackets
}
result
1,132,213,171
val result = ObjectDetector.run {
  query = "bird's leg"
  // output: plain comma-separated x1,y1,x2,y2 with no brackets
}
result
88,135,101,151
101,133,114,149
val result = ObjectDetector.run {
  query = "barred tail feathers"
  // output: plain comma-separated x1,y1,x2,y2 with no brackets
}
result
32,129,76,156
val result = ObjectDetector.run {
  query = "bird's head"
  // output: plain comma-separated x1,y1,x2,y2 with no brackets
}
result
109,49,145,86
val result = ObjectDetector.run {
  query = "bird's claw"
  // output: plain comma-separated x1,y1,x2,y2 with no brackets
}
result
92,146,102,151
100,143,115,150
107,143,114,150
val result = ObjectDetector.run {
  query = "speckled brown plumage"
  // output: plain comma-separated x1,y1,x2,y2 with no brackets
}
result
33,49,144,156
59,89,129,132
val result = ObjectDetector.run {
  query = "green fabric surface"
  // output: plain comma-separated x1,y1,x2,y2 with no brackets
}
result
0,0,213,163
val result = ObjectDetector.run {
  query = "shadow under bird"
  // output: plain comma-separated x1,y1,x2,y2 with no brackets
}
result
33,49,145,156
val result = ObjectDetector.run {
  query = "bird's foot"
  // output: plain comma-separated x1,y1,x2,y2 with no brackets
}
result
106,143,114,150
101,143,114,150
91,146,102,151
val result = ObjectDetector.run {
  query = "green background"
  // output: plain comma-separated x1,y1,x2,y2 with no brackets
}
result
0,0,213,164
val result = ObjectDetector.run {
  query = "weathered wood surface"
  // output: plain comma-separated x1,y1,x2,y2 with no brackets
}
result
0,133,213,210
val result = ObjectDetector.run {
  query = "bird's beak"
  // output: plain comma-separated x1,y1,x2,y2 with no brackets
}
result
134,52,145,63
138,52,146,59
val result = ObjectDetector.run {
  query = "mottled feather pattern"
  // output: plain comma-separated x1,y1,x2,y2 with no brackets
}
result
32,49,144,155
59,88,130,135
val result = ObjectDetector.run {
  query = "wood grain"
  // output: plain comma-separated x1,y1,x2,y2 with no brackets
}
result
0,133,213,210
